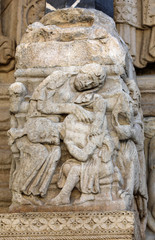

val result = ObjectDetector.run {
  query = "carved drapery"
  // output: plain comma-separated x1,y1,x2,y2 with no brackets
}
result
114,0,155,68
0,0,46,209
7,9,147,239
144,118,155,239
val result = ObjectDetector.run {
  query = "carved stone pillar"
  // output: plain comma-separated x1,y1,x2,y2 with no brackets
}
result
0,8,147,240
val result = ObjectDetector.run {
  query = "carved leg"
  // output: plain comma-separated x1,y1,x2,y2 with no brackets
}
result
48,165,80,205
39,146,61,196
74,193,95,204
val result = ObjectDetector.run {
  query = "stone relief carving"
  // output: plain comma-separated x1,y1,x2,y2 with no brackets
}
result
8,8,147,238
0,211,134,240
0,0,15,72
144,118,155,240
0,0,46,209
8,82,30,204
21,0,46,38
114,0,155,68
0,0,46,71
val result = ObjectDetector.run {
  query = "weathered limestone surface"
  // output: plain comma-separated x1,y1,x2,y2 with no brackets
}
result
0,0,46,209
114,0,155,235
5,8,147,240
144,118,155,240
137,75,155,117
0,2,154,240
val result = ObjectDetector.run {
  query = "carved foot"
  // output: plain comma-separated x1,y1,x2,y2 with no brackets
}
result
27,195,44,206
48,193,70,205
118,190,132,208
11,192,43,207
74,193,95,205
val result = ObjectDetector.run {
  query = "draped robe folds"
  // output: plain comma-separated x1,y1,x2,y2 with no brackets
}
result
13,136,61,197
114,0,155,68
57,114,114,195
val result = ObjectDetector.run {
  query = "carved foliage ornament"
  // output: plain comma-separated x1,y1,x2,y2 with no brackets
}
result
0,211,134,239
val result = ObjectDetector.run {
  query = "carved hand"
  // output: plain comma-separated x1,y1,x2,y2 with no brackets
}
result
90,124,103,136
72,105,93,123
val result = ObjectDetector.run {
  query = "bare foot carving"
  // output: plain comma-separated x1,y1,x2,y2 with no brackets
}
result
48,194,70,206
74,193,95,205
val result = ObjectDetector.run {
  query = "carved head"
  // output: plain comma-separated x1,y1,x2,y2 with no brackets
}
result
9,82,27,113
112,93,134,140
127,79,140,113
74,63,106,92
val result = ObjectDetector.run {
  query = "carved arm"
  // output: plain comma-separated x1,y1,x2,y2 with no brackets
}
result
64,139,96,162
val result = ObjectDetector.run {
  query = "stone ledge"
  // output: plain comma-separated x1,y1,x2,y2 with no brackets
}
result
0,211,135,240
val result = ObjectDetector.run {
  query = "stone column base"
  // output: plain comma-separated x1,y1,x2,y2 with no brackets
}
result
0,211,140,240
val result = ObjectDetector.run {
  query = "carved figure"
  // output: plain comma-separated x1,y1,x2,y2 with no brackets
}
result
8,9,147,238
144,118,155,239
114,0,155,68
28,64,106,198
147,136,155,234
8,82,29,204
112,80,147,236
9,64,107,205
49,90,115,205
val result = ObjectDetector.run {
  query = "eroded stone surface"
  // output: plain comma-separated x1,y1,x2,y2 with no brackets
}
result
8,8,147,239
144,117,155,240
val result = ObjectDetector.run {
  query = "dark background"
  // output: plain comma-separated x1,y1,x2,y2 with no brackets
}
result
46,0,113,18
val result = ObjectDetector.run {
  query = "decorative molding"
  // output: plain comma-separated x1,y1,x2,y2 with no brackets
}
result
142,0,155,26
137,75,155,116
114,0,138,27
0,211,134,239
114,0,155,68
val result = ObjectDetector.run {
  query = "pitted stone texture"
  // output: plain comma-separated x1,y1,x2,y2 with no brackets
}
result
16,9,126,69
9,8,146,239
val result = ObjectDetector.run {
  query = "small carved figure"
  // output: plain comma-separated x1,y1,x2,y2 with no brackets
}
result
48,74,115,205
9,64,107,205
147,135,155,238
8,82,29,204
112,79,148,235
